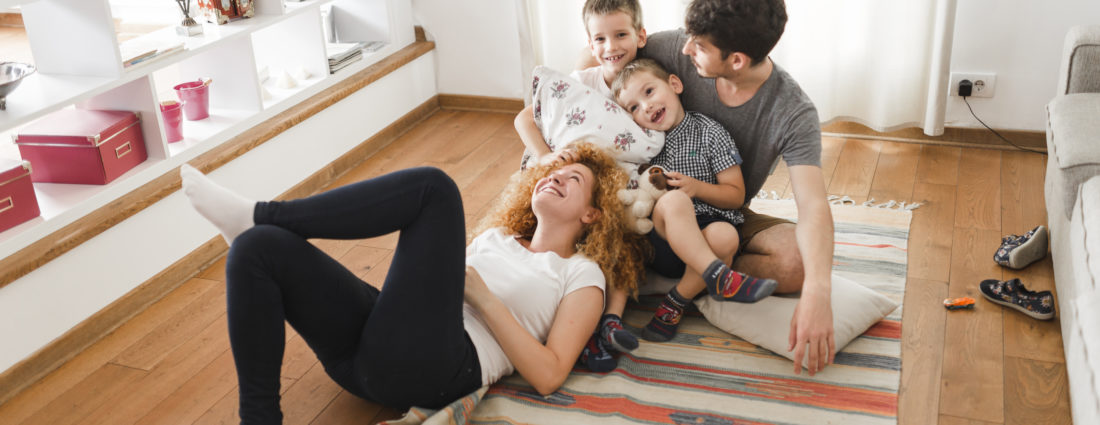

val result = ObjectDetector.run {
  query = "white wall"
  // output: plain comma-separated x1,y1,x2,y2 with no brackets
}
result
410,0,526,98
944,0,1100,131
413,0,1098,132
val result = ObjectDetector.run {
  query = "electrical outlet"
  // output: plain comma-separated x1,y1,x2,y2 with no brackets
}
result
950,72,996,98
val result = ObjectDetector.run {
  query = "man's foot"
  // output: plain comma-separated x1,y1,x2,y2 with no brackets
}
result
599,314,638,352
578,333,616,372
979,278,1055,320
994,225,1048,269
180,164,255,244
702,259,778,302
642,289,690,342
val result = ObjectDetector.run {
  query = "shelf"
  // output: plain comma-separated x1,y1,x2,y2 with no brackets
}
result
166,108,255,157
0,0,416,270
0,0,322,133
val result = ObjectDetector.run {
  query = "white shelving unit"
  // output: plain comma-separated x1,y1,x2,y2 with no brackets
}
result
0,0,416,256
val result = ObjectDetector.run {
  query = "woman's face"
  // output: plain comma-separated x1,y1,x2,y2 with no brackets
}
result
531,162,600,225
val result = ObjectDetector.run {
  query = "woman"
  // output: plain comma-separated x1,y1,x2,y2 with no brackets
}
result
180,141,643,424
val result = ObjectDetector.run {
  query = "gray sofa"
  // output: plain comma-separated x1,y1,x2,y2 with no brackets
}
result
1045,25,1100,425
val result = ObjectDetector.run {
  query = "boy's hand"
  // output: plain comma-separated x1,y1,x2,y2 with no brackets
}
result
537,150,579,168
664,171,702,197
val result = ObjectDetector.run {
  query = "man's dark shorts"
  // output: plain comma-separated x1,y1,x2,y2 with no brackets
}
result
646,207,793,279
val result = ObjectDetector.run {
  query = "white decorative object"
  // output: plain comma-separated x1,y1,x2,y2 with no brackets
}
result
260,85,273,101
291,67,311,81
273,69,297,89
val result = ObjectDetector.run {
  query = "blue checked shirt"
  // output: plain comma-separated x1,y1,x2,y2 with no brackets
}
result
650,111,745,225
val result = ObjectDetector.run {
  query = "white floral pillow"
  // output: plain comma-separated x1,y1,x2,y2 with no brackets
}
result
525,66,665,186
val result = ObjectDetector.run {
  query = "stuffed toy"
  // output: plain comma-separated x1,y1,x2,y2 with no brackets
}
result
618,163,670,234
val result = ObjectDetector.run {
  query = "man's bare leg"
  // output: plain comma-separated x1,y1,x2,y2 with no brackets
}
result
733,222,806,294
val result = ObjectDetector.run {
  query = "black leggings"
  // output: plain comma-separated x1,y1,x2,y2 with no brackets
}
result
225,167,482,424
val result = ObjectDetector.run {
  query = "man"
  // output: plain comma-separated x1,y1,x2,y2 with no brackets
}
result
586,0,836,375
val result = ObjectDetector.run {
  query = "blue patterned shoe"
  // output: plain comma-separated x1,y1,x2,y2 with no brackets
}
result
993,225,1048,269
979,278,1054,320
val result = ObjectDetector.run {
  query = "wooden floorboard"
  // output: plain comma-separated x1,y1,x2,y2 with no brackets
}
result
0,110,1068,425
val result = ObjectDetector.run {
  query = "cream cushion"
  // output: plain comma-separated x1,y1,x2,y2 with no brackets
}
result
643,272,898,368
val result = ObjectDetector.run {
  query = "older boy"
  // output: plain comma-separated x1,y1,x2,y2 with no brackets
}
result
612,58,777,343
640,0,836,375
515,0,647,168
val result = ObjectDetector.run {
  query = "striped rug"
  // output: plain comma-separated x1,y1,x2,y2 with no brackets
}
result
468,200,912,425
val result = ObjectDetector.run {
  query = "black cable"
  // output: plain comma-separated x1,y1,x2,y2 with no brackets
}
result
961,96,1046,155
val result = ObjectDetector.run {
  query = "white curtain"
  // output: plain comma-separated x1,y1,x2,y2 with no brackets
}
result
517,0,951,133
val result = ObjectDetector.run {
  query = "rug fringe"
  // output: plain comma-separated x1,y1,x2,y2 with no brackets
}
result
758,193,923,211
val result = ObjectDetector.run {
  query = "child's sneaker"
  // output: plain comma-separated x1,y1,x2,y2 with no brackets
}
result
994,225,1048,269
978,278,1055,320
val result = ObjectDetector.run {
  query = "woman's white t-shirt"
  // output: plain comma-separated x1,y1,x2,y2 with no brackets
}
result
463,228,606,386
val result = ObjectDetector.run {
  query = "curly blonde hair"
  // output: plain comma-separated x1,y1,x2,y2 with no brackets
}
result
475,140,648,295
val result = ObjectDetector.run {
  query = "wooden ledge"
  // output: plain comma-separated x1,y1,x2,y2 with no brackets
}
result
0,40,435,289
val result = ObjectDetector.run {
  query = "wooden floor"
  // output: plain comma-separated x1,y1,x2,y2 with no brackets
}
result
0,110,1069,424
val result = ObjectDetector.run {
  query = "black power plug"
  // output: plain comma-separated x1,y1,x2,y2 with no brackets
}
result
958,79,973,97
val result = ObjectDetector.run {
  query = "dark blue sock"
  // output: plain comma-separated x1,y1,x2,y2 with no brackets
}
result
702,259,779,303
599,314,638,352
579,333,616,372
642,288,690,342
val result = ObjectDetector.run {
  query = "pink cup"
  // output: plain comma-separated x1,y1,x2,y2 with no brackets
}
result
159,102,184,143
174,78,211,121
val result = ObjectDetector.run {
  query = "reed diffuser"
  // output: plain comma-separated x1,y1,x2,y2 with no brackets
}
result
175,0,203,36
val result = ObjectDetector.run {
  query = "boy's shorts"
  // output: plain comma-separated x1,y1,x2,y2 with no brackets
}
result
646,208,793,279
646,214,738,279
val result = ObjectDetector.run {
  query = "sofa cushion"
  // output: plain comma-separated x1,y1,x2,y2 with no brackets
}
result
1072,176,1100,420
1046,93,1100,219
1060,25,1100,94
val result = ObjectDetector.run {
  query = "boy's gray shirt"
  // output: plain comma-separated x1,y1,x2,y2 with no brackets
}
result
640,30,821,204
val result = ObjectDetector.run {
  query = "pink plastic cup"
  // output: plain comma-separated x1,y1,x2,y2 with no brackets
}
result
174,78,211,121
159,101,184,143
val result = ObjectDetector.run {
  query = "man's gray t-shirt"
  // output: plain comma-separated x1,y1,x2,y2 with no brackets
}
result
640,30,821,204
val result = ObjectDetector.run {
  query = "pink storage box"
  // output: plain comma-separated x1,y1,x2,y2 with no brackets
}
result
14,109,148,185
0,158,41,233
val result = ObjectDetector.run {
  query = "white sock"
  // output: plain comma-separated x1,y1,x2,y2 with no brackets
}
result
180,164,255,244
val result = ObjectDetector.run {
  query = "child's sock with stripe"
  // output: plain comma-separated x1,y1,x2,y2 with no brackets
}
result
702,259,778,303
599,314,638,352
642,288,690,342
579,333,616,372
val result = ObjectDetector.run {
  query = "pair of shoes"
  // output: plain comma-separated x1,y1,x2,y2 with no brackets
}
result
994,225,1048,269
979,278,1055,320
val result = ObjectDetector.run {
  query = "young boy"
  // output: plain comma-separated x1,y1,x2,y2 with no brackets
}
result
514,0,647,168
610,58,778,343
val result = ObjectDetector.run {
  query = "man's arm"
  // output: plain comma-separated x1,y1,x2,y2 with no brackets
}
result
786,164,835,376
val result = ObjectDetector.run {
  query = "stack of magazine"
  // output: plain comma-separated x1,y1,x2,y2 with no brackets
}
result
326,42,364,74
325,41,387,74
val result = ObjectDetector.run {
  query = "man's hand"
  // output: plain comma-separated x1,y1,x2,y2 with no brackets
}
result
788,289,835,375
663,171,702,197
